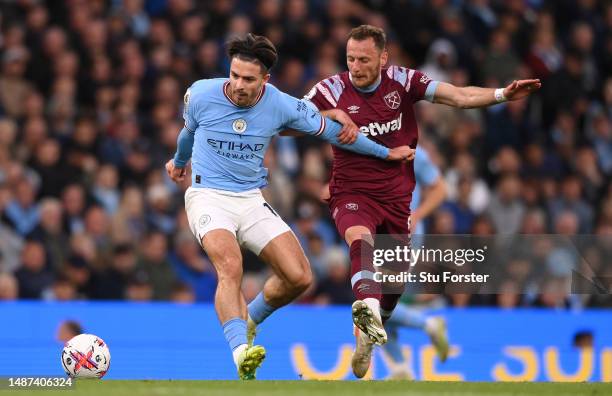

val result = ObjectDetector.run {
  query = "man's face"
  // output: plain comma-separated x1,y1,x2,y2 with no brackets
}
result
227,57,269,106
346,37,387,88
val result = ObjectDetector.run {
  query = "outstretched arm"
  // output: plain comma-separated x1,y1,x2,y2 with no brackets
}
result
284,100,414,161
433,79,541,109
280,109,359,144
315,117,414,161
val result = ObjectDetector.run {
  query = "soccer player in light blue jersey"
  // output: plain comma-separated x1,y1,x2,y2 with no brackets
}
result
164,34,415,380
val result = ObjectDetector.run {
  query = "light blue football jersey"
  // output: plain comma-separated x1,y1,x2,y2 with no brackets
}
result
177,78,387,192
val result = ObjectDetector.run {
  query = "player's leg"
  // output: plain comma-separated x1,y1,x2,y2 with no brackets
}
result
201,230,245,322
344,225,387,378
258,231,312,306
345,225,387,344
237,198,311,343
245,231,311,341
329,195,384,378
384,303,449,363
381,324,414,380
200,230,266,379
185,188,265,380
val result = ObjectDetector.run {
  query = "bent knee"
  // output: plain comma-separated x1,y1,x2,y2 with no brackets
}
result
286,265,313,293
345,226,373,246
296,268,313,291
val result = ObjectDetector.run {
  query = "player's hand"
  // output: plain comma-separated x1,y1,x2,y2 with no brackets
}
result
165,159,187,183
503,79,541,101
387,146,416,162
333,110,359,144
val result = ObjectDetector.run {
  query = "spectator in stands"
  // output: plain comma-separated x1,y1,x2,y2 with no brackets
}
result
137,231,176,300
14,240,52,299
487,174,525,235
313,247,353,305
3,178,40,236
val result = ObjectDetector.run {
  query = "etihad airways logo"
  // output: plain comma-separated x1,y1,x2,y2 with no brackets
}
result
359,113,402,137
207,139,264,152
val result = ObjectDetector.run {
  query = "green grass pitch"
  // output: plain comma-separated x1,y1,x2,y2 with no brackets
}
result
2,380,611,396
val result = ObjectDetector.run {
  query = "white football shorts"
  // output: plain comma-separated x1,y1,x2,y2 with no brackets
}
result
185,186,291,255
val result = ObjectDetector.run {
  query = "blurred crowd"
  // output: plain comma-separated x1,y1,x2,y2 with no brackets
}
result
0,0,610,309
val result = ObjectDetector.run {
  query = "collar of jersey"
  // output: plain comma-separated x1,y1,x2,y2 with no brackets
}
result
223,81,266,108
349,73,381,93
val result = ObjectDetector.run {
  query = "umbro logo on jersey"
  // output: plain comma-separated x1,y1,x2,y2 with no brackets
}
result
232,118,247,133
384,90,401,109
348,105,360,114
357,283,371,293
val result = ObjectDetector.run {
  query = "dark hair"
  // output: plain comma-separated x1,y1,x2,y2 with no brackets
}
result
348,25,387,50
226,33,278,72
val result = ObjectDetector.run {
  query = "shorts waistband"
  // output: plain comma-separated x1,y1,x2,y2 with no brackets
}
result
187,186,262,198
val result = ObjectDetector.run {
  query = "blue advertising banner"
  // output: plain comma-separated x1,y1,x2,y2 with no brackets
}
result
0,302,610,381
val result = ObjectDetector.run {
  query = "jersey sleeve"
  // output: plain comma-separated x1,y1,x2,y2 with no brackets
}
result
302,77,342,111
387,66,438,103
278,90,327,135
407,69,438,103
173,126,194,167
182,86,199,132
277,89,389,159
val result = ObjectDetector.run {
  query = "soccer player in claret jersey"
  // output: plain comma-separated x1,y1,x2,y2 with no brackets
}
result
305,25,541,378
165,33,415,380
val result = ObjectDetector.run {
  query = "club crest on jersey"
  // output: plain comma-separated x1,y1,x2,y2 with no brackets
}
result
346,203,358,211
232,119,247,133
183,89,191,116
384,90,401,109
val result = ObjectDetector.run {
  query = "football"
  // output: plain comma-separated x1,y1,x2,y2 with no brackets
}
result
61,334,111,378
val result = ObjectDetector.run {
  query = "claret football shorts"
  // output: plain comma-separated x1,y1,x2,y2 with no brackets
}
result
329,193,411,238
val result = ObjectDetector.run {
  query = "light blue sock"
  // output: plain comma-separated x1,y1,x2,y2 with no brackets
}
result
222,317,247,351
248,292,277,324
386,304,427,329
383,325,404,363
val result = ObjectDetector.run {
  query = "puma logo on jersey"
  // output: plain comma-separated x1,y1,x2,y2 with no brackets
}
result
359,113,403,137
